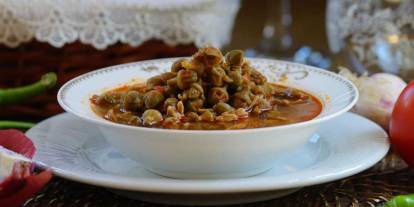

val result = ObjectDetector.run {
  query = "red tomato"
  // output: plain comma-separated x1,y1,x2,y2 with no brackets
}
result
390,81,414,167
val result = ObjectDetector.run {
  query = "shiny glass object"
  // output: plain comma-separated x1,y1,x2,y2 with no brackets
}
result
327,0,414,81
245,0,294,59
245,0,331,69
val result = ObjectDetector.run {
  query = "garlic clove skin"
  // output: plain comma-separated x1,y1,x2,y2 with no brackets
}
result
339,68,406,130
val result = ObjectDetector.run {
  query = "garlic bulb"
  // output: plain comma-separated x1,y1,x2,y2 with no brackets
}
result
339,67,406,130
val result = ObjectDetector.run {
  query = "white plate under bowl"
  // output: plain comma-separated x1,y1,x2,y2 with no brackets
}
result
26,112,388,205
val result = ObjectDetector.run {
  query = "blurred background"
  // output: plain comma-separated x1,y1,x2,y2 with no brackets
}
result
231,0,414,80
230,0,328,54
229,0,330,69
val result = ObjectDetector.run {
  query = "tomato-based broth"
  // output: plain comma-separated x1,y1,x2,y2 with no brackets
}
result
91,83,322,130
90,47,322,130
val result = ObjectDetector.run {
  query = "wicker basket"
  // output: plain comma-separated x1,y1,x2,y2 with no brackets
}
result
0,40,197,119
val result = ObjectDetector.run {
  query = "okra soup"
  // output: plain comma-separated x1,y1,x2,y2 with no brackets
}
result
91,47,322,130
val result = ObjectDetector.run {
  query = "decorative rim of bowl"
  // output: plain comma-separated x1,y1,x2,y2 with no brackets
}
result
57,58,359,134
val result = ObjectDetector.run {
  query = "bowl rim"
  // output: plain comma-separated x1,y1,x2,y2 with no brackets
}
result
57,57,359,134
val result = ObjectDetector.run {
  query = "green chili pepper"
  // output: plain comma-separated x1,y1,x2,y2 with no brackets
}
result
0,121,35,129
384,194,414,207
0,72,57,104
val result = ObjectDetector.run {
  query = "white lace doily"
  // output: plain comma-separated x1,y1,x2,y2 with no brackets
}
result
0,0,240,50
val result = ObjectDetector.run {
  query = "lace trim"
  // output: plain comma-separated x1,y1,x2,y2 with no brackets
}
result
0,0,240,49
